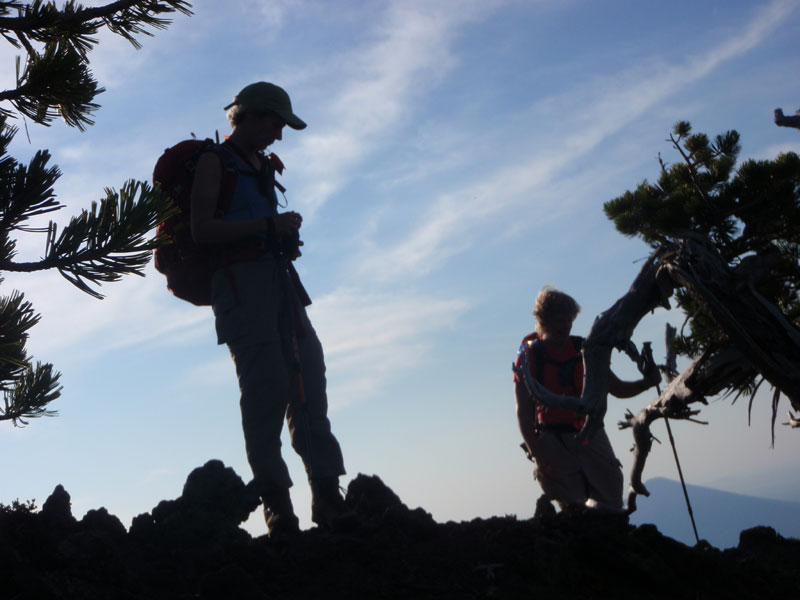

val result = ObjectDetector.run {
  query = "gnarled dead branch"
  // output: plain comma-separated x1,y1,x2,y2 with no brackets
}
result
774,108,800,130
621,347,753,498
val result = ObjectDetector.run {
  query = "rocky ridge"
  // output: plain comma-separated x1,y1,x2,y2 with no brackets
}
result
2,459,798,599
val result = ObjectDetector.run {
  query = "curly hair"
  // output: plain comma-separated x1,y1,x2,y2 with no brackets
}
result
533,286,580,333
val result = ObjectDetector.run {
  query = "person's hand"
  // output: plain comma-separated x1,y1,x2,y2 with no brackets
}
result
271,211,302,234
643,362,661,389
290,239,304,261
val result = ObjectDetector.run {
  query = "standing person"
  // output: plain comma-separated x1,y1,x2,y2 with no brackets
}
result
513,286,660,511
190,81,352,538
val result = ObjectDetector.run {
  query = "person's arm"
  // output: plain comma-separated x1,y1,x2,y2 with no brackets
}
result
190,151,301,245
515,380,538,455
607,364,661,399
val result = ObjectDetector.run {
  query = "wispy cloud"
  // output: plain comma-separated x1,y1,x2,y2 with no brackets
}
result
288,0,513,215
759,141,800,160
3,265,213,367
309,287,469,409
353,0,796,282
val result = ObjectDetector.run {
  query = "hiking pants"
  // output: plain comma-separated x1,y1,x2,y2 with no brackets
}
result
211,259,346,491
529,426,623,510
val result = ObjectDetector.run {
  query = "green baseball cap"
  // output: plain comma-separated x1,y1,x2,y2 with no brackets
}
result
224,81,307,130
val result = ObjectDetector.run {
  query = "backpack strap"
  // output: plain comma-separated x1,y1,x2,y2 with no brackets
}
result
201,144,240,217
530,335,584,389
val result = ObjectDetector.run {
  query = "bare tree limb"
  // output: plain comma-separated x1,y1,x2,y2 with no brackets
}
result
622,347,752,498
774,108,800,130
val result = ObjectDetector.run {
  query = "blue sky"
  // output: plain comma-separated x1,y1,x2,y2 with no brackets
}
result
2,0,799,540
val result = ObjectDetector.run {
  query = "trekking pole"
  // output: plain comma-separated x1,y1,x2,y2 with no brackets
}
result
641,342,700,545
663,414,700,544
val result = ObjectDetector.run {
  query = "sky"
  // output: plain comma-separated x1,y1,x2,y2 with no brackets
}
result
2,0,799,542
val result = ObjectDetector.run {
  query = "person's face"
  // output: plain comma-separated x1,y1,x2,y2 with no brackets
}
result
246,110,286,149
540,311,574,344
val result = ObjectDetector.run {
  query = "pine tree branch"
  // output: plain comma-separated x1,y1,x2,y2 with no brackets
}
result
0,147,63,231
0,361,61,426
0,179,175,298
11,26,34,55
0,290,39,380
1,1,191,127
0,0,192,40
669,132,712,207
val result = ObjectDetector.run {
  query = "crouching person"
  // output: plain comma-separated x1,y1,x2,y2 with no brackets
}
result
513,286,660,511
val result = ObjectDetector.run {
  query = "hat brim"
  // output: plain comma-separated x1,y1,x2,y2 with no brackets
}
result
223,102,307,130
275,110,307,130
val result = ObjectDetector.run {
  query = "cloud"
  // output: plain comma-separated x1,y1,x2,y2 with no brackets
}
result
309,287,469,409
758,141,800,160
3,264,213,368
287,0,513,216
352,0,796,283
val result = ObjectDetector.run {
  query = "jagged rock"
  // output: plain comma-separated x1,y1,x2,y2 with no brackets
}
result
80,507,127,538
40,484,76,531
128,512,156,539
738,524,780,551
182,459,261,526
346,473,436,540
3,465,799,599
346,473,403,517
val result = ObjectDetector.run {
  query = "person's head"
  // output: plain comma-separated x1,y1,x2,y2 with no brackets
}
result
224,82,306,150
533,286,580,342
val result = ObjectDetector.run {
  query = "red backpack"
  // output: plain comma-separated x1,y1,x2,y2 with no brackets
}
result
152,138,238,306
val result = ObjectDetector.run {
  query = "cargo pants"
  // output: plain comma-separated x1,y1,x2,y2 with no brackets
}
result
529,426,623,510
211,259,346,490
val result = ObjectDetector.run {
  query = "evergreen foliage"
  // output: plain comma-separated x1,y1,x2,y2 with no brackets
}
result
0,0,190,425
604,121,800,397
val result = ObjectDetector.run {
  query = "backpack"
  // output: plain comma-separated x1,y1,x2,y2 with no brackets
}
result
153,138,311,308
152,138,239,306
527,334,584,391
517,333,585,429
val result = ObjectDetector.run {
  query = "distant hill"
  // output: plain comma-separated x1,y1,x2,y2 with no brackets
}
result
630,477,800,548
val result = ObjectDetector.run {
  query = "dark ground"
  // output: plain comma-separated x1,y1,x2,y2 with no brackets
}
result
2,459,799,600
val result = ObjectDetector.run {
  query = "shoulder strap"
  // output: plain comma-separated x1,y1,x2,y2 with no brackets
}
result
530,336,583,388
527,339,545,383
203,145,239,216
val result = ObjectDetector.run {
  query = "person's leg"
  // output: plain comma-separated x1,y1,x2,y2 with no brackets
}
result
229,338,294,490
213,261,299,535
284,302,353,529
529,431,589,509
284,304,345,480
579,427,624,510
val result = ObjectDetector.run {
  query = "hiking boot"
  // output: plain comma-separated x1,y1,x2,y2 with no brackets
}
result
310,477,358,532
263,486,300,540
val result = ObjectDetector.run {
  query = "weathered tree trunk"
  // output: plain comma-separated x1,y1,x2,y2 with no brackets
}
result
663,236,800,412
